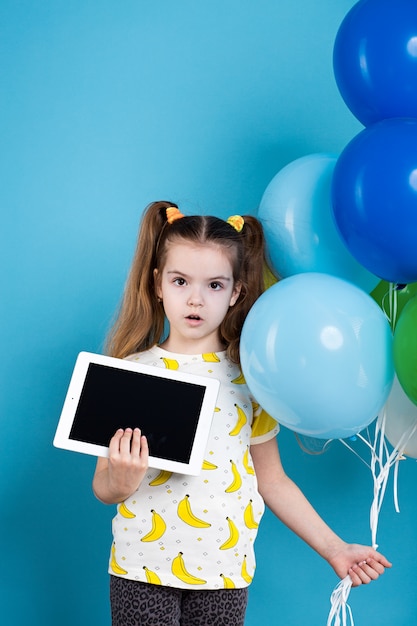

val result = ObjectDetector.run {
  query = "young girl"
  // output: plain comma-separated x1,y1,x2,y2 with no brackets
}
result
93,201,391,626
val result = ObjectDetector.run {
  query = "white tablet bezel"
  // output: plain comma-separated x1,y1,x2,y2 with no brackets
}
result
53,351,220,475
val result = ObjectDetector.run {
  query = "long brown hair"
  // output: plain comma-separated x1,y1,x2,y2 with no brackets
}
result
105,200,277,364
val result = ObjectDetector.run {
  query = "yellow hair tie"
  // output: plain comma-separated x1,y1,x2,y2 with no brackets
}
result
166,206,185,224
227,215,244,232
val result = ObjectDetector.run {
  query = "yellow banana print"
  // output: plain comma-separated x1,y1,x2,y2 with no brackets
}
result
229,403,247,436
220,573,236,588
225,460,242,493
219,516,239,550
177,495,211,528
231,372,246,384
202,459,218,470
118,501,136,519
149,470,173,486
202,352,221,363
243,447,255,475
241,555,253,583
161,357,179,370
141,509,167,542
251,403,278,436
110,543,128,576
243,499,259,529
143,566,162,585
171,552,207,585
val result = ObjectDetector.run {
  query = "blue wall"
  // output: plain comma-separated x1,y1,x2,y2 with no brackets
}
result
1,1,416,624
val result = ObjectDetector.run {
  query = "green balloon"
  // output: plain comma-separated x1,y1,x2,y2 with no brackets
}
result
371,280,417,329
393,294,417,405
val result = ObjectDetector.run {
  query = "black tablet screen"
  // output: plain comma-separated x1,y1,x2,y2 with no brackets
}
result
69,363,206,463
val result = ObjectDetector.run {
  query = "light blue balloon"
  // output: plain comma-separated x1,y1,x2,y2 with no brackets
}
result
241,273,394,439
258,154,379,292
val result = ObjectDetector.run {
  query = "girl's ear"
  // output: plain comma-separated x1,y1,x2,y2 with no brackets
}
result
153,268,162,300
229,281,242,307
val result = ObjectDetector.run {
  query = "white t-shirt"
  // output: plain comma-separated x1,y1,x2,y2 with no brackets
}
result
109,346,279,590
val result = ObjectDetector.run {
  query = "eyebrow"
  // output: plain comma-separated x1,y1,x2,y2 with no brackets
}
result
166,270,232,282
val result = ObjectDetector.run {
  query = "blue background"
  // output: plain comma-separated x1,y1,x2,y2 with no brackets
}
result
1,1,416,624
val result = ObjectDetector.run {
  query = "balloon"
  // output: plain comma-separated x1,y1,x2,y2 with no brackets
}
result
240,273,394,439
393,294,417,404
294,433,333,455
258,154,379,292
384,376,417,458
333,0,417,126
371,281,417,329
332,118,417,284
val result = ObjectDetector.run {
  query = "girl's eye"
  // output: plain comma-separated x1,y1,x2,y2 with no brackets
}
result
173,277,186,286
209,282,222,290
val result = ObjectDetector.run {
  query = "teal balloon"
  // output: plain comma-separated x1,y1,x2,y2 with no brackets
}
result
240,273,394,439
258,154,379,292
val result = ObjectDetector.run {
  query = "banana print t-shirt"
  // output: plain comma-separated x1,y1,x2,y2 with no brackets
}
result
109,346,279,590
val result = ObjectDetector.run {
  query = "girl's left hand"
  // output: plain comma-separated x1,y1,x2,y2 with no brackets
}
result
328,543,392,586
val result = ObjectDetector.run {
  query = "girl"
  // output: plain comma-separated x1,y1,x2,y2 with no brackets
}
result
93,201,391,626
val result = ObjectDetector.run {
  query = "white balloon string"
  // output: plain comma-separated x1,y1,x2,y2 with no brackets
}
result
341,408,417,551
388,419,417,514
328,407,417,625
337,438,371,470
393,457,400,514
383,282,398,329
327,576,354,626
367,411,397,547
392,283,398,329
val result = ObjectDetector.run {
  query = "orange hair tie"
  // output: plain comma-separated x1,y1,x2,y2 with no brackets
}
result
166,206,185,224
227,215,244,232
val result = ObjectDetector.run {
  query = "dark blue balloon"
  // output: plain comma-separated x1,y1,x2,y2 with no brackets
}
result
333,0,417,126
331,118,417,284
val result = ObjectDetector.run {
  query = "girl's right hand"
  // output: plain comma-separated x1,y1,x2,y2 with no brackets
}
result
93,428,149,504
108,427,149,498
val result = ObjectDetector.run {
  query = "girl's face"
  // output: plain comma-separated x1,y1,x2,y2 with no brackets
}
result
154,241,241,354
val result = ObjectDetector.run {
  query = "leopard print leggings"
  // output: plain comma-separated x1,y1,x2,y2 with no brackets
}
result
110,576,249,626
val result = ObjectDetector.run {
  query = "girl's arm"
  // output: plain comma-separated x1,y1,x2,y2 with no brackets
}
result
92,428,149,504
250,437,392,586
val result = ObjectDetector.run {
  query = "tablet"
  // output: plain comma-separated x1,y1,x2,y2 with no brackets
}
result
53,352,220,475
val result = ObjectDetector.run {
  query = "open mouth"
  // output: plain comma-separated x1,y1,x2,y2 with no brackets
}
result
186,314,202,321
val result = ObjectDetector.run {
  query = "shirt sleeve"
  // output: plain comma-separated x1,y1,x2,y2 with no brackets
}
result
250,402,279,444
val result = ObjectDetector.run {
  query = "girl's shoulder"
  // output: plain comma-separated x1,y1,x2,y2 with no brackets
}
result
124,345,160,363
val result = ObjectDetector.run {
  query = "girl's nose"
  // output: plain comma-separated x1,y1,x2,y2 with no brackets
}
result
188,288,203,306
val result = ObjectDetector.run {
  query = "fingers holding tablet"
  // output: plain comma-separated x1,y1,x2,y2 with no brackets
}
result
111,428,147,455
107,428,149,498
110,428,149,461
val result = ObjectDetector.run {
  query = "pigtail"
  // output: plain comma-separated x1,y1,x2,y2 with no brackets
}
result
243,215,279,291
221,215,278,365
105,201,175,358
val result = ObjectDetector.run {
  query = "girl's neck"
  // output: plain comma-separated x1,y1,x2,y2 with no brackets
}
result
159,336,226,355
